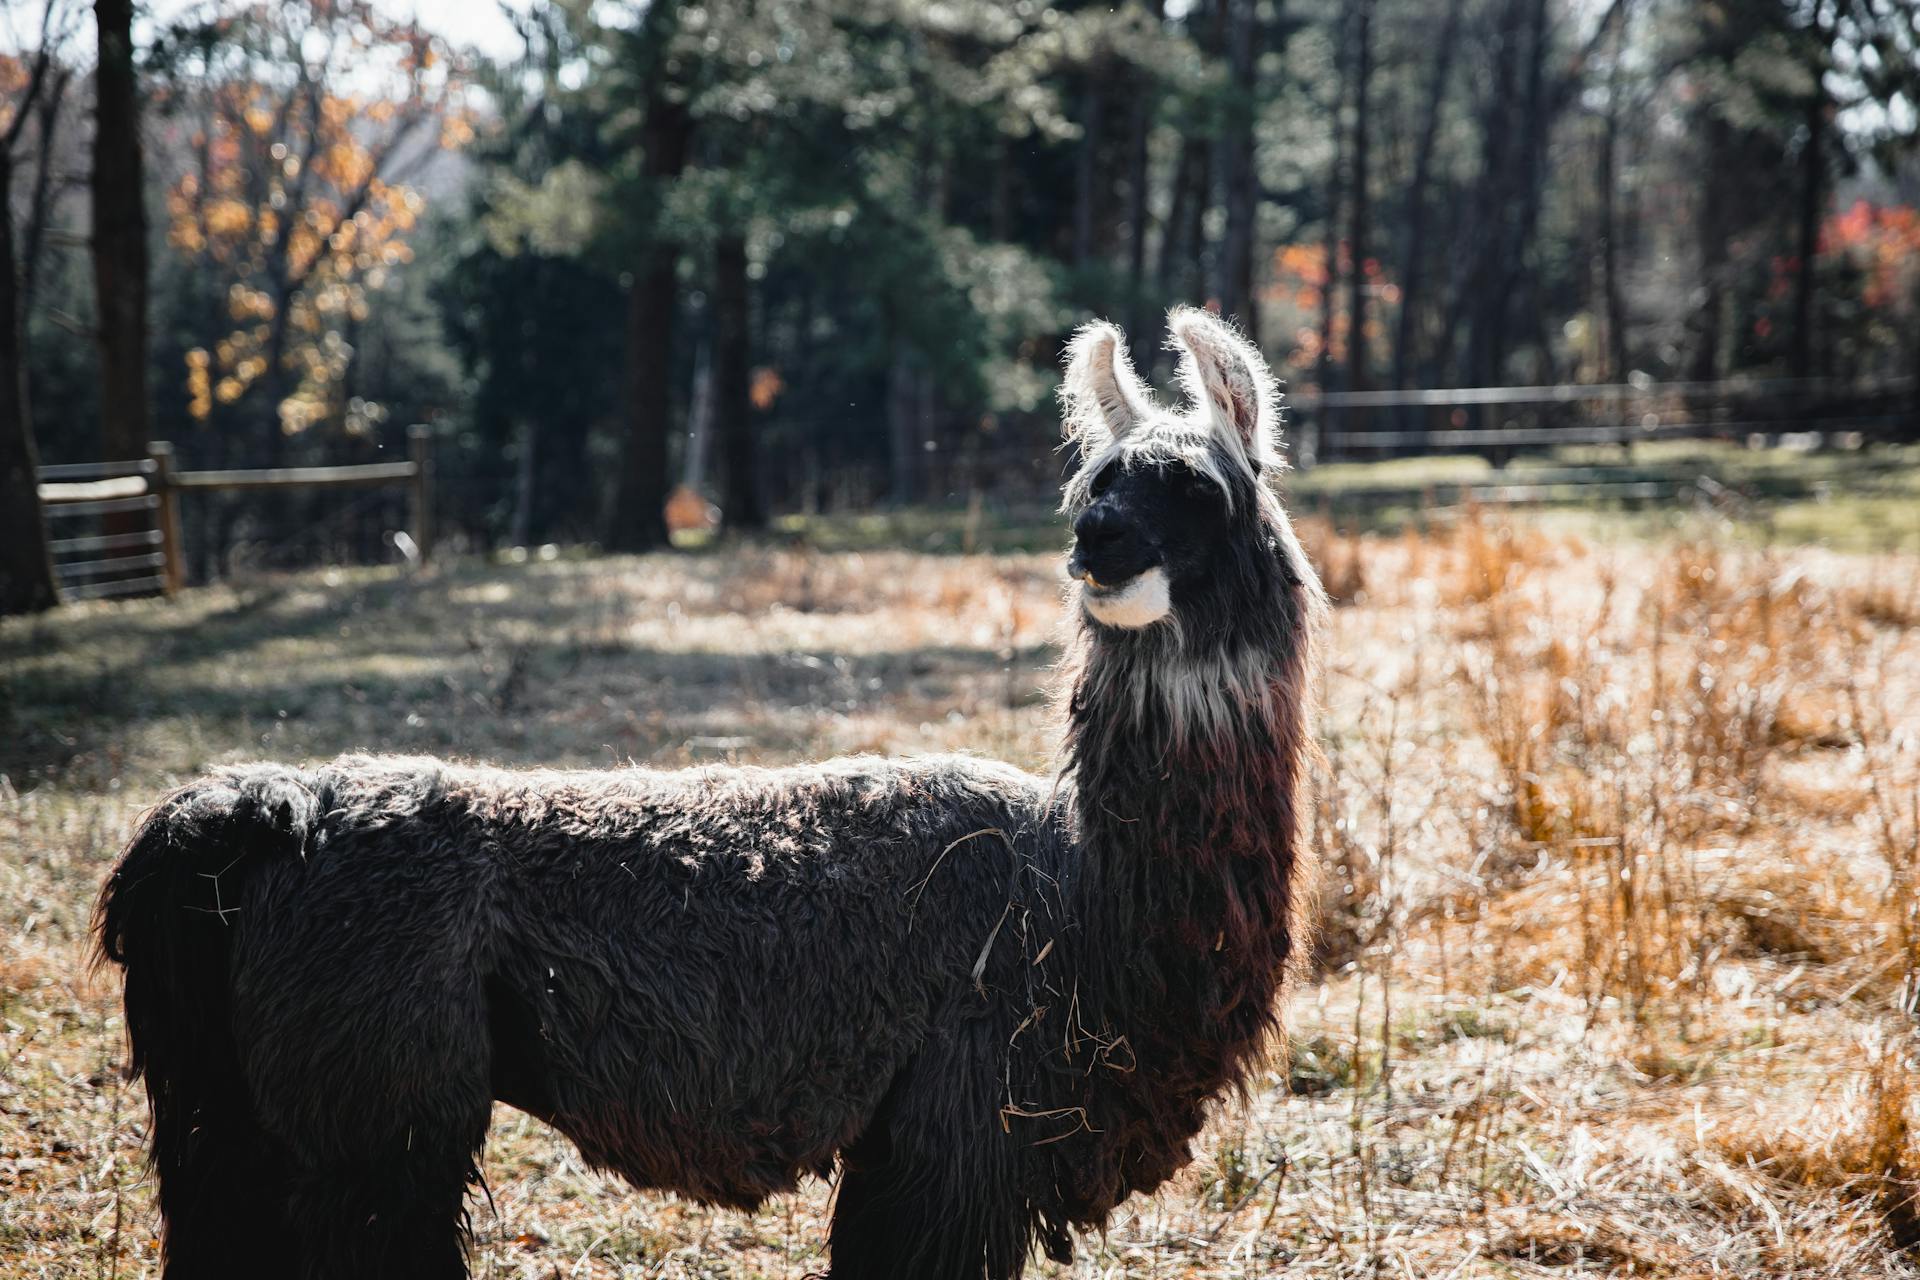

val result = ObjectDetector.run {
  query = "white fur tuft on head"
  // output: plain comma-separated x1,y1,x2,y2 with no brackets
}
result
1167,306,1282,473
1059,320,1155,455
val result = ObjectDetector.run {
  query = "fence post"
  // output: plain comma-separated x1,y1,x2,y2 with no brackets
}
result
408,424,434,563
149,441,184,595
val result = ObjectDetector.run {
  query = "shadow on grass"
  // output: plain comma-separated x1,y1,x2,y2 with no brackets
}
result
0,558,1061,789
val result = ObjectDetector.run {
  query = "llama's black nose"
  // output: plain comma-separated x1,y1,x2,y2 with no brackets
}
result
1071,504,1155,584
1072,503,1124,553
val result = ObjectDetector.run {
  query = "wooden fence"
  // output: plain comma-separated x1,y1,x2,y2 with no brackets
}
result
36,425,433,601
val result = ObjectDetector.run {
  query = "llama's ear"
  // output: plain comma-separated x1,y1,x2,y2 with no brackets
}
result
1060,320,1152,452
1168,306,1279,469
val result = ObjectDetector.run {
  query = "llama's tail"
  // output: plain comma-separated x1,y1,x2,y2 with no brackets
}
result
93,765,322,1265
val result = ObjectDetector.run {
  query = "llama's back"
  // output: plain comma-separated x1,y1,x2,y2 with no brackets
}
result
434,751,1065,1206
100,750,1067,1215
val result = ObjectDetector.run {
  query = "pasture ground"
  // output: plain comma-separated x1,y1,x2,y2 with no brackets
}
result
3,507,1920,1277
774,441,1920,555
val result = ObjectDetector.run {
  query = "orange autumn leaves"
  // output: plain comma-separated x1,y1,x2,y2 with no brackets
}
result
168,7,464,438
1821,200,1920,312
1263,242,1399,378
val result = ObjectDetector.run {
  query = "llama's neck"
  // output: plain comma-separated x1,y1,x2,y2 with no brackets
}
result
1042,625,1311,1216
1065,635,1308,1032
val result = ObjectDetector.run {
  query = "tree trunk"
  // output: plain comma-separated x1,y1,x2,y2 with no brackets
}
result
1790,96,1825,380
0,157,59,615
21,68,69,328
1597,3,1630,382
1391,0,1463,394
510,422,536,548
1155,0,1225,344
1179,20,1218,295
1122,2,1167,360
1313,6,1351,462
1454,0,1527,392
1345,0,1374,400
1073,76,1104,268
888,343,919,506
1179,159,1212,301
1689,115,1731,383
1123,85,1153,359
991,137,1012,243
604,3,691,554
92,0,149,466
1504,0,1555,383
682,343,714,493
1218,0,1263,341
607,249,681,551
713,233,762,532
1151,136,1203,366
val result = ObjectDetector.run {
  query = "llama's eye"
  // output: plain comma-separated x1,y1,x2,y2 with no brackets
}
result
1088,465,1116,499
1174,469,1215,500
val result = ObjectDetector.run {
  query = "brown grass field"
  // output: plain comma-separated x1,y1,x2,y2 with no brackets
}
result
4,509,1920,1277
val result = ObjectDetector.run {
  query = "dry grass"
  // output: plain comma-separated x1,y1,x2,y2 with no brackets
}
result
4,518,1920,1277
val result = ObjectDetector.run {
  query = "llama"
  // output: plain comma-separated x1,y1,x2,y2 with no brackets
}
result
96,306,1325,1280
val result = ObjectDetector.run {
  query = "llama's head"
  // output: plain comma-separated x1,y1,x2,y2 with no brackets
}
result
1058,307,1300,638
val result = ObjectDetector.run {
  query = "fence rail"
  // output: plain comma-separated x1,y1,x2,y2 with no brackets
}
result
1289,372,1918,411
35,425,433,601
35,457,159,482
168,461,420,492
37,475,154,502
1292,374,1918,464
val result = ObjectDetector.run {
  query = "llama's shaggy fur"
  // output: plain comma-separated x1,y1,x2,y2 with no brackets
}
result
97,307,1325,1280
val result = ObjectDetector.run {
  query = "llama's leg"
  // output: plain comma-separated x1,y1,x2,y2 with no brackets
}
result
828,1152,1030,1280
284,1139,482,1280
151,1105,291,1279
826,1061,1031,1280
236,975,494,1279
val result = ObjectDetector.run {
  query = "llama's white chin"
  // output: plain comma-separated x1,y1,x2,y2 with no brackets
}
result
1081,566,1173,629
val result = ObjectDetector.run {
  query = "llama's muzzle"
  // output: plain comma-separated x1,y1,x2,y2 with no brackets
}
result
1069,556,1141,596
1070,559,1174,628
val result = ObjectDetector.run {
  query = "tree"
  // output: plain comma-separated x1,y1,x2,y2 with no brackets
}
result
1122,0,1168,354
0,2,77,615
1217,0,1264,339
1344,0,1374,395
435,5,625,548
1594,0,1632,381
158,2,461,461
1312,1,1350,458
604,0,690,551
1155,5,1223,368
1659,0,1809,379
1390,0,1464,393
1785,0,1920,378
711,231,760,529
93,0,147,468
640,0,1075,519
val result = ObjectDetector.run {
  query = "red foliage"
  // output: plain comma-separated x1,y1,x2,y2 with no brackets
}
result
1820,201,1920,310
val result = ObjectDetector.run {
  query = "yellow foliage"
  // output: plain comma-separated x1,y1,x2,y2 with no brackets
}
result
750,368,785,412
205,198,254,239
185,349,213,421
166,6,469,437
